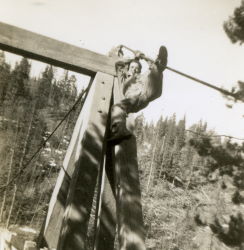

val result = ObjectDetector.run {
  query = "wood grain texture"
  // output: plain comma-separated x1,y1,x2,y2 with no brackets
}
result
0,22,116,76
113,78,146,250
57,72,114,250
42,78,93,248
94,144,117,250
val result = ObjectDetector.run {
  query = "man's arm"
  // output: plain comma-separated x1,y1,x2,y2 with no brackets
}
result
115,58,133,69
134,50,154,67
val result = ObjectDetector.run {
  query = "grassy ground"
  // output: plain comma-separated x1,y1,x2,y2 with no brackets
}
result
141,175,244,250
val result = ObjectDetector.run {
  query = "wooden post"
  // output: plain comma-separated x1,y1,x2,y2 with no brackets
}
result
94,77,146,250
0,22,146,249
113,78,146,250
41,78,93,248
56,72,114,250
95,173,117,250
42,73,113,249
93,144,117,250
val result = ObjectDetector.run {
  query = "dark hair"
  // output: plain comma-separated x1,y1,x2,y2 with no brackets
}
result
129,59,142,73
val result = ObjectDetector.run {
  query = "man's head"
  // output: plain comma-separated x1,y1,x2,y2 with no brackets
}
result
128,59,142,75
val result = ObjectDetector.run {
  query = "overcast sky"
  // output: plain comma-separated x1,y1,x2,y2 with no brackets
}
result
1,0,244,138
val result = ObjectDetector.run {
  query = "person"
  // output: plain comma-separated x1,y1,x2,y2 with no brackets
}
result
108,46,168,145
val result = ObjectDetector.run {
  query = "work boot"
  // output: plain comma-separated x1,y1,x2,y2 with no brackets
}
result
155,46,168,71
107,121,132,145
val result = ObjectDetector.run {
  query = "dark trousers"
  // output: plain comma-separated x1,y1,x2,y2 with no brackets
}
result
111,63,163,127
111,64,163,133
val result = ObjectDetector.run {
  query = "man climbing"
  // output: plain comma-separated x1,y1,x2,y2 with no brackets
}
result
108,45,168,144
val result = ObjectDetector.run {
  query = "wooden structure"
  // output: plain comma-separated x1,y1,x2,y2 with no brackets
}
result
0,22,146,250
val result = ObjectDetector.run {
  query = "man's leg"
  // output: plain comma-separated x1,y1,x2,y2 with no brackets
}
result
108,46,168,144
143,46,168,102
108,97,139,144
107,104,131,144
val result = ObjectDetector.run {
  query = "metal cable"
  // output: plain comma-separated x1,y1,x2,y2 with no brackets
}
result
186,129,244,141
120,44,242,101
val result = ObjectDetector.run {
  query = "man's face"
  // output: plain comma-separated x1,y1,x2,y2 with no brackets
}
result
128,62,140,76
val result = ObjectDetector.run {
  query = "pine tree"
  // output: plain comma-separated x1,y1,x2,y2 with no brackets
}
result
10,57,31,103
135,114,145,146
223,0,244,44
0,51,11,109
223,1,244,103
36,65,54,109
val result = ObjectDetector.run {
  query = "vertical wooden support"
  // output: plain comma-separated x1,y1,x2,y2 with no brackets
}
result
94,144,117,250
41,78,93,248
42,73,113,249
57,72,114,250
113,78,146,250
43,70,145,250
96,173,117,249
94,77,146,250
0,22,146,249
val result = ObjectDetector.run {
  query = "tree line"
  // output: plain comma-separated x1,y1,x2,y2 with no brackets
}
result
134,113,244,249
0,51,83,229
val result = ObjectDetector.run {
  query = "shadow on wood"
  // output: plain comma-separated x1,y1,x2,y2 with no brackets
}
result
115,135,146,250
41,72,114,249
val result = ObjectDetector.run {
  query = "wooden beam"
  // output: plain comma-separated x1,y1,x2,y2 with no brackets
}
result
113,78,146,250
57,72,114,250
42,72,113,249
94,144,117,250
96,174,117,250
41,78,93,248
0,22,116,76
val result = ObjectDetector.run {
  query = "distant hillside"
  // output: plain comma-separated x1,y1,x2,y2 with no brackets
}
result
134,114,244,250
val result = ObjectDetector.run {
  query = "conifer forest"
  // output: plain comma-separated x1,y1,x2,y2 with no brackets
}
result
0,51,244,249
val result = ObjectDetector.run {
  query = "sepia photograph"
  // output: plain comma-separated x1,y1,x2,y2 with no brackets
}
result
0,0,244,249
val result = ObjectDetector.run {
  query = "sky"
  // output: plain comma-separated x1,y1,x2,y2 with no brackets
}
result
1,0,244,139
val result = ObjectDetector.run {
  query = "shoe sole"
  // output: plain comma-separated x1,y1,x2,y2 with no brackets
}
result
157,46,168,69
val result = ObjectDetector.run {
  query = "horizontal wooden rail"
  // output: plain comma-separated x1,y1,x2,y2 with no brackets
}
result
0,22,116,76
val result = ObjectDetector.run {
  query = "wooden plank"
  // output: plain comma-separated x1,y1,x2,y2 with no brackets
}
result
0,22,116,76
94,144,117,250
96,174,117,250
93,155,107,250
113,78,146,250
57,72,114,250
41,78,93,248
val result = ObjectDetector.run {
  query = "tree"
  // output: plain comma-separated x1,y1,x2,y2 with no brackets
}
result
135,113,145,145
0,51,11,108
224,0,244,44
223,1,244,103
36,65,54,109
10,57,31,102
